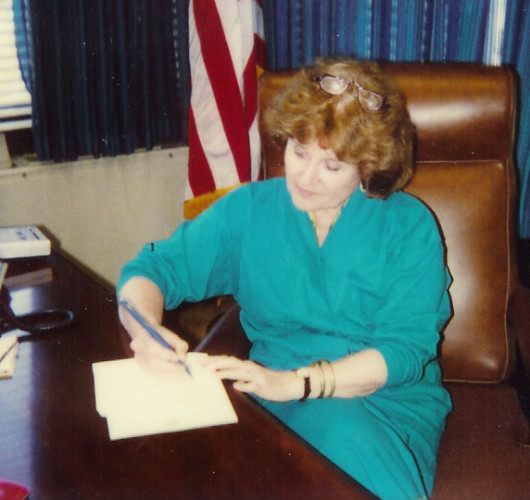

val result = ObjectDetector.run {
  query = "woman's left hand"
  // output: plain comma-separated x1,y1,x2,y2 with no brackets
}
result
203,355,302,402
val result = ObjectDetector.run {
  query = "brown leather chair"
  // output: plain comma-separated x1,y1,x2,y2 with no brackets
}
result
199,63,530,498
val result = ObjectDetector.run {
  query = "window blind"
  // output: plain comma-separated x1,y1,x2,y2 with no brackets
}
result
0,0,31,132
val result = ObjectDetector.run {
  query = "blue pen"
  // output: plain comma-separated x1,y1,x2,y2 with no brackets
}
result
120,299,192,376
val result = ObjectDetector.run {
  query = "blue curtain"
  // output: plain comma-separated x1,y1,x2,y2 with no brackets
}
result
12,0,32,94
21,0,190,162
263,0,530,238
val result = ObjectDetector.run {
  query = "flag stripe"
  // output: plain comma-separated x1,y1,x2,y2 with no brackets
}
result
189,7,239,191
187,107,216,195
192,0,250,183
243,51,258,126
187,0,265,200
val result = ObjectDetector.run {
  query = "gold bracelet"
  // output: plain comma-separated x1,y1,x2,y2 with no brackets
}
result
311,362,326,398
320,360,336,398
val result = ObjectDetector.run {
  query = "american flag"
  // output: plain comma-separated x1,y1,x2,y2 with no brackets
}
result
186,0,265,218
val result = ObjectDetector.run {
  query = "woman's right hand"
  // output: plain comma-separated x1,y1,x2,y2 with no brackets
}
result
126,319,189,373
118,276,189,373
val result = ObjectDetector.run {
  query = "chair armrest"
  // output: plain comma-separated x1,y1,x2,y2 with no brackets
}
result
194,302,251,358
509,285,530,435
509,285,530,374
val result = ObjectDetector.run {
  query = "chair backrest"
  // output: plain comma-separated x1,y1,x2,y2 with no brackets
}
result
258,63,519,383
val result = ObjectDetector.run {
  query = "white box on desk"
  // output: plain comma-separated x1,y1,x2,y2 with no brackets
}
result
0,226,51,259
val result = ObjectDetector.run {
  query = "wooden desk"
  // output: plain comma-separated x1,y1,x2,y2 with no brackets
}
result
0,252,375,499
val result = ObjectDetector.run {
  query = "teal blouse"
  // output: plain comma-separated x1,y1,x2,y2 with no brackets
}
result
119,178,452,500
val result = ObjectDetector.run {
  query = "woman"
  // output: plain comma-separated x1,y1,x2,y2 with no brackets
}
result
118,58,452,500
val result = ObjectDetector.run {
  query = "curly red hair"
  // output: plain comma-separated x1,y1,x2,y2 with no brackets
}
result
262,58,415,198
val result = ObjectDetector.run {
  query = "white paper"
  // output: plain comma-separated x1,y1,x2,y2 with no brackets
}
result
92,353,238,440
0,337,18,379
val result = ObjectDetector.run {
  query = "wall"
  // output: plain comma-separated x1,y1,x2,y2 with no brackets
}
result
0,147,188,287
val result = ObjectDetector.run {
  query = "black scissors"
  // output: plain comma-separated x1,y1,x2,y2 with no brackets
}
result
0,264,74,337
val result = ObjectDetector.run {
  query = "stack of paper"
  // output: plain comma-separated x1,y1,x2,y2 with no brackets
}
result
92,353,238,440
0,337,18,379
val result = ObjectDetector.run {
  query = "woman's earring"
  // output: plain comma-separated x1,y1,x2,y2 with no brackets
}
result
360,183,366,193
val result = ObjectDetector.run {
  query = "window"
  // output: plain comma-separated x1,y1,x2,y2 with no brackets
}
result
2,0,190,164
0,0,32,165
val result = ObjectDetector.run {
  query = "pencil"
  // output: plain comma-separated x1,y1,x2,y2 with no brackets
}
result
119,299,192,376
0,338,17,365
0,261,8,289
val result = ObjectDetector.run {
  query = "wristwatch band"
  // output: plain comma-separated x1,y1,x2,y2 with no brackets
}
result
295,367,311,402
